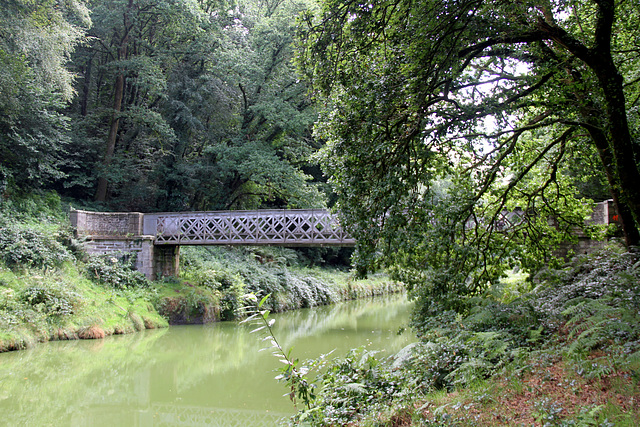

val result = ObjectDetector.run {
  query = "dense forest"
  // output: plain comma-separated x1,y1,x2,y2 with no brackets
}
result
1,0,327,212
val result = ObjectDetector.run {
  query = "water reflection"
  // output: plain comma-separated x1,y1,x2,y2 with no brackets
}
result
0,294,414,426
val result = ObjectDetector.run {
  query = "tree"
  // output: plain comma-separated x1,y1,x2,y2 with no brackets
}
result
190,0,325,210
65,0,325,211
298,0,640,309
70,0,206,203
0,0,90,193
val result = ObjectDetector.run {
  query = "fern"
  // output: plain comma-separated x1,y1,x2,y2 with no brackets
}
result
562,298,640,358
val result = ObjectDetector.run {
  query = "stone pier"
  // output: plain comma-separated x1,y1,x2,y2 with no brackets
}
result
70,209,179,280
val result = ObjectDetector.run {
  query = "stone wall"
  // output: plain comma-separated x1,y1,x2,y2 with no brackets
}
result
82,236,155,276
555,199,619,258
70,209,144,236
71,209,161,279
587,199,617,226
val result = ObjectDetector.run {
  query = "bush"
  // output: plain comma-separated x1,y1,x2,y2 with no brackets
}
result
85,255,149,290
0,220,73,269
155,288,220,324
294,347,402,426
0,190,66,223
180,247,340,313
20,283,84,317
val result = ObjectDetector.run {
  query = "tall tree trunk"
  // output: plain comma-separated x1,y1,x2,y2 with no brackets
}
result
597,72,640,246
588,126,640,246
571,67,640,247
80,53,93,117
559,0,640,246
95,72,126,202
95,0,134,202
589,0,640,245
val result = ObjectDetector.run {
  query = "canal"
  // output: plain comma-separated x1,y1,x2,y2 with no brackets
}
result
0,294,414,426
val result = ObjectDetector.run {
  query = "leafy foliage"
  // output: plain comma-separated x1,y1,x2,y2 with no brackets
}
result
180,246,339,312
0,219,73,270
0,0,90,190
276,247,640,426
84,255,150,290
299,0,640,310
60,0,325,211
20,283,84,317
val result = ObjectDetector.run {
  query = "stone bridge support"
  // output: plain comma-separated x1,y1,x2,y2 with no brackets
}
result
70,209,179,280
152,245,180,280
554,199,619,258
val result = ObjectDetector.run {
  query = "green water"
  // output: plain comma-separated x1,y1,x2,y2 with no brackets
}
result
0,294,414,426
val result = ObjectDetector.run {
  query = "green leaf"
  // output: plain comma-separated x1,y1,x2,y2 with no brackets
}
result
258,293,271,308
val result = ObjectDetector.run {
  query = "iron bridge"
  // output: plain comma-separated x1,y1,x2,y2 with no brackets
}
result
143,209,355,247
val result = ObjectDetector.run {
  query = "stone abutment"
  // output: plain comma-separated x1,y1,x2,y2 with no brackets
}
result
70,210,178,280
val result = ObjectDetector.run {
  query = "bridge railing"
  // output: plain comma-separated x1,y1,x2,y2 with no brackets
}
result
144,209,355,246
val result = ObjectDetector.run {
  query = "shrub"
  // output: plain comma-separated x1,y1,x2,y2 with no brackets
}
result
292,347,402,426
180,246,340,313
155,288,220,324
0,190,66,222
0,220,73,269
85,255,149,290
20,283,84,317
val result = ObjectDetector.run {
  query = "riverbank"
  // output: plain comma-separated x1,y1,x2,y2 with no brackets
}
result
0,244,402,353
284,245,640,426
0,194,403,352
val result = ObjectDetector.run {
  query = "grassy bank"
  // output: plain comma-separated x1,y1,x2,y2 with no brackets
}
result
0,263,168,352
0,193,402,352
283,245,640,426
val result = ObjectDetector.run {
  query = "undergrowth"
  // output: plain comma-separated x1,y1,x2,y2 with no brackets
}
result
278,245,640,426
154,246,403,323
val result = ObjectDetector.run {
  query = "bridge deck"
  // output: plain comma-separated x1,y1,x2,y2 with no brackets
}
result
143,209,354,246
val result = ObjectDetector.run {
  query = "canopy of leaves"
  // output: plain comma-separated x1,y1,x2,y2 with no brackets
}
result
0,0,90,191
60,0,325,211
298,0,640,310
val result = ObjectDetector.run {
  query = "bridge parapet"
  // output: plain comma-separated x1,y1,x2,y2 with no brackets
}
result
70,209,144,236
70,208,353,280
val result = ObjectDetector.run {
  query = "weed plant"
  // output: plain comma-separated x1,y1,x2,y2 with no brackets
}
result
84,254,150,290
0,218,73,270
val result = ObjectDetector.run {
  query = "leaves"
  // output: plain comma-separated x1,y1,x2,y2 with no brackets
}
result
0,0,90,190
299,0,640,311
59,0,325,211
